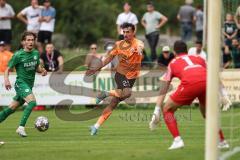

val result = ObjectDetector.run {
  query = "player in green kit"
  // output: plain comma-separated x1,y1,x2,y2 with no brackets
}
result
0,31,47,137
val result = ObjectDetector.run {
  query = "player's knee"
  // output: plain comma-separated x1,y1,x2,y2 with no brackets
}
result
9,102,19,110
112,97,120,104
120,92,131,101
26,101,37,110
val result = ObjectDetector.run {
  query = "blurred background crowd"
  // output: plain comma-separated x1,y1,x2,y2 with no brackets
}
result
0,0,240,73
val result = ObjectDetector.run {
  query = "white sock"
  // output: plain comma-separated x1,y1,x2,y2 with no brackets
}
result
18,126,25,130
174,136,182,141
153,106,161,116
94,123,100,129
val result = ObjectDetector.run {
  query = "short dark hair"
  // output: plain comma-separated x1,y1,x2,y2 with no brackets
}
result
173,40,188,54
196,40,202,45
147,1,154,6
21,31,37,41
124,2,131,6
121,22,135,32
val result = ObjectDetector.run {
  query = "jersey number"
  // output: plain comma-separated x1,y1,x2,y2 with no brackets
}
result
182,56,201,70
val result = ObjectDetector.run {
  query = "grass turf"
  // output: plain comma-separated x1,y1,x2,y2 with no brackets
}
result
0,107,239,160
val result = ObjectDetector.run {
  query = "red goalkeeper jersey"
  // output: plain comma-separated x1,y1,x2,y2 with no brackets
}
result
161,53,206,85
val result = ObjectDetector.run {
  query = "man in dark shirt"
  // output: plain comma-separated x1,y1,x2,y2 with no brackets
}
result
40,43,64,73
222,45,232,69
231,38,240,68
158,46,175,67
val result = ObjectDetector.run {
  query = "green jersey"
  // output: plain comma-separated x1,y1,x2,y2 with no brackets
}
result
8,49,40,88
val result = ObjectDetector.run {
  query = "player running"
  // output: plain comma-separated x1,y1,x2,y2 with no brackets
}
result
150,41,229,150
86,23,144,135
0,31,47,137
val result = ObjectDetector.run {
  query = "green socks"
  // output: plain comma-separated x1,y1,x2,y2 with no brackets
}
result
19,101,37,127
0,107,15,123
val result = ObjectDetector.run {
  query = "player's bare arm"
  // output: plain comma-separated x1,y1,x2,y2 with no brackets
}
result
4,67,12,90
37,64,47,76
86,53,115,76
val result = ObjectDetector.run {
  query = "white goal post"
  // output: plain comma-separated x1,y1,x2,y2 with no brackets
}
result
205,0,222,160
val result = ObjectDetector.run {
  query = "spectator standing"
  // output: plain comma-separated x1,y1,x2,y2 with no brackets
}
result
223,13,237,48
141,1,168,62
188,41,207,60
116,2,138,40
234,5,240,40
40,43,63,73
177,0,195,42
231,38,240,68
0,41,13,73
0,0,15,50
17,0,42,33
194,5,203,42
158,46,174,67
38,0,56,53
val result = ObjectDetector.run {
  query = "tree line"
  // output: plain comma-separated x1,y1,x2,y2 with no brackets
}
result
8,0,203,49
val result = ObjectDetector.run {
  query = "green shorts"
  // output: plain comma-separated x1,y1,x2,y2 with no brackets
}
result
13,81,33,105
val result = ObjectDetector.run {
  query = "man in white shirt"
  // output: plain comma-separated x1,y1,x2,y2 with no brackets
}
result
38,0,56,53
116,2,138,40
188,41,207,60
17,0,42,33
0,0,15,50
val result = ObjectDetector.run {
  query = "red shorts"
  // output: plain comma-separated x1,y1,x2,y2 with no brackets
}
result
170,81,206,106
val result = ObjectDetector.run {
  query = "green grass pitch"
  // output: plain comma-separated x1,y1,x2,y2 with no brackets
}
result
0,107,239,160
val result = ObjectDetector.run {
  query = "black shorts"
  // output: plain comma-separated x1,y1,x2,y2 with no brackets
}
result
0,29,12,44
38,31,52,44
115,72,136,89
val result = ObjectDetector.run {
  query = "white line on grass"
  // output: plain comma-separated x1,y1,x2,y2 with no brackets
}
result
219,147,240,160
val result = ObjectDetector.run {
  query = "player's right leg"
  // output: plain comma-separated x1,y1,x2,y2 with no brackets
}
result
90,96,120,135
163,83,201,150
162,98,185,150
0,100,20,123
219,82,232,111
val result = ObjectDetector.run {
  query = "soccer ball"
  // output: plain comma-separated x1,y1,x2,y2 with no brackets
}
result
34,116,49,132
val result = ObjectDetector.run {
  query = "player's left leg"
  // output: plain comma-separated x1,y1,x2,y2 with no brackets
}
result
96,89,122,104
198,95,230,149
91,87,133,135
16,94,37,137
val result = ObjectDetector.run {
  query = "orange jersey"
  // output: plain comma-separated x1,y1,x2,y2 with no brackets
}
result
109,38,144,79
0,50,13,73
